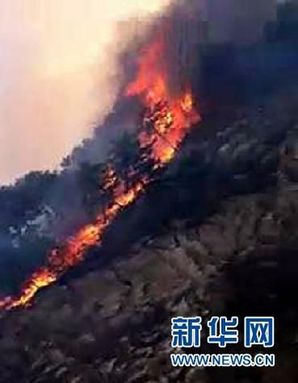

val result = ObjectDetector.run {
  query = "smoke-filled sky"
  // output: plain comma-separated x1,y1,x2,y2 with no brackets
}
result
0,0,170,185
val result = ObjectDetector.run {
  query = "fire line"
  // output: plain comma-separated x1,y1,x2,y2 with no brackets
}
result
0,36,200,310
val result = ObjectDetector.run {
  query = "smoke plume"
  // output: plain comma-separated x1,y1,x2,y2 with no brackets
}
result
0,0,279,185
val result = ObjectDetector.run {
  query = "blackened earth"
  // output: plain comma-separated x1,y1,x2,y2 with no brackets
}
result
0,108,298,383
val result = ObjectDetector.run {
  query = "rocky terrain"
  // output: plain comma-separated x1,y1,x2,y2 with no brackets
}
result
0,108,298,382
2,3,298,381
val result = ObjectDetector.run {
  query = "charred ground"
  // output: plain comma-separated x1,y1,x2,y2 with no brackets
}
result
0,108,298,382
1,3,298,382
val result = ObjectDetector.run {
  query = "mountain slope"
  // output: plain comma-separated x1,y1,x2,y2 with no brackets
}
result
0,112,297,382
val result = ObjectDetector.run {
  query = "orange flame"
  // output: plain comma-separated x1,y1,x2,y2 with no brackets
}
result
126,37,200,164
0,34,200,311
0,181,146,310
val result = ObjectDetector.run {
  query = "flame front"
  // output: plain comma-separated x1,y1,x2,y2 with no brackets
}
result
126,37,199,165
0,35,200,310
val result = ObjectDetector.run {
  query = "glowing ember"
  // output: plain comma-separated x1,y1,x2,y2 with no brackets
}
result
0,34,200,310
102,165,118,191
0,269,56,309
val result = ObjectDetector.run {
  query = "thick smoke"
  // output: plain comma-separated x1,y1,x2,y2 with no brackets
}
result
0,0,281,227
0,0,279,184
0,0,285,295
199,0,277,44
67,0,278,168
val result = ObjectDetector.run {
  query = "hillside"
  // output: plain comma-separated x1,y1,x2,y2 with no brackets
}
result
1,3,298,381
0,106,298,382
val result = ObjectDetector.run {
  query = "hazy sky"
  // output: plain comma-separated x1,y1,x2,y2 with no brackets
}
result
0,0,170,185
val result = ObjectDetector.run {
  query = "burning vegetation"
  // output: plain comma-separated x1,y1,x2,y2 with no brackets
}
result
0,34,200,310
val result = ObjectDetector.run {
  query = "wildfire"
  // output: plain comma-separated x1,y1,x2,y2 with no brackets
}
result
0,181,146,310
126,38,199,164
0,35,200,311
